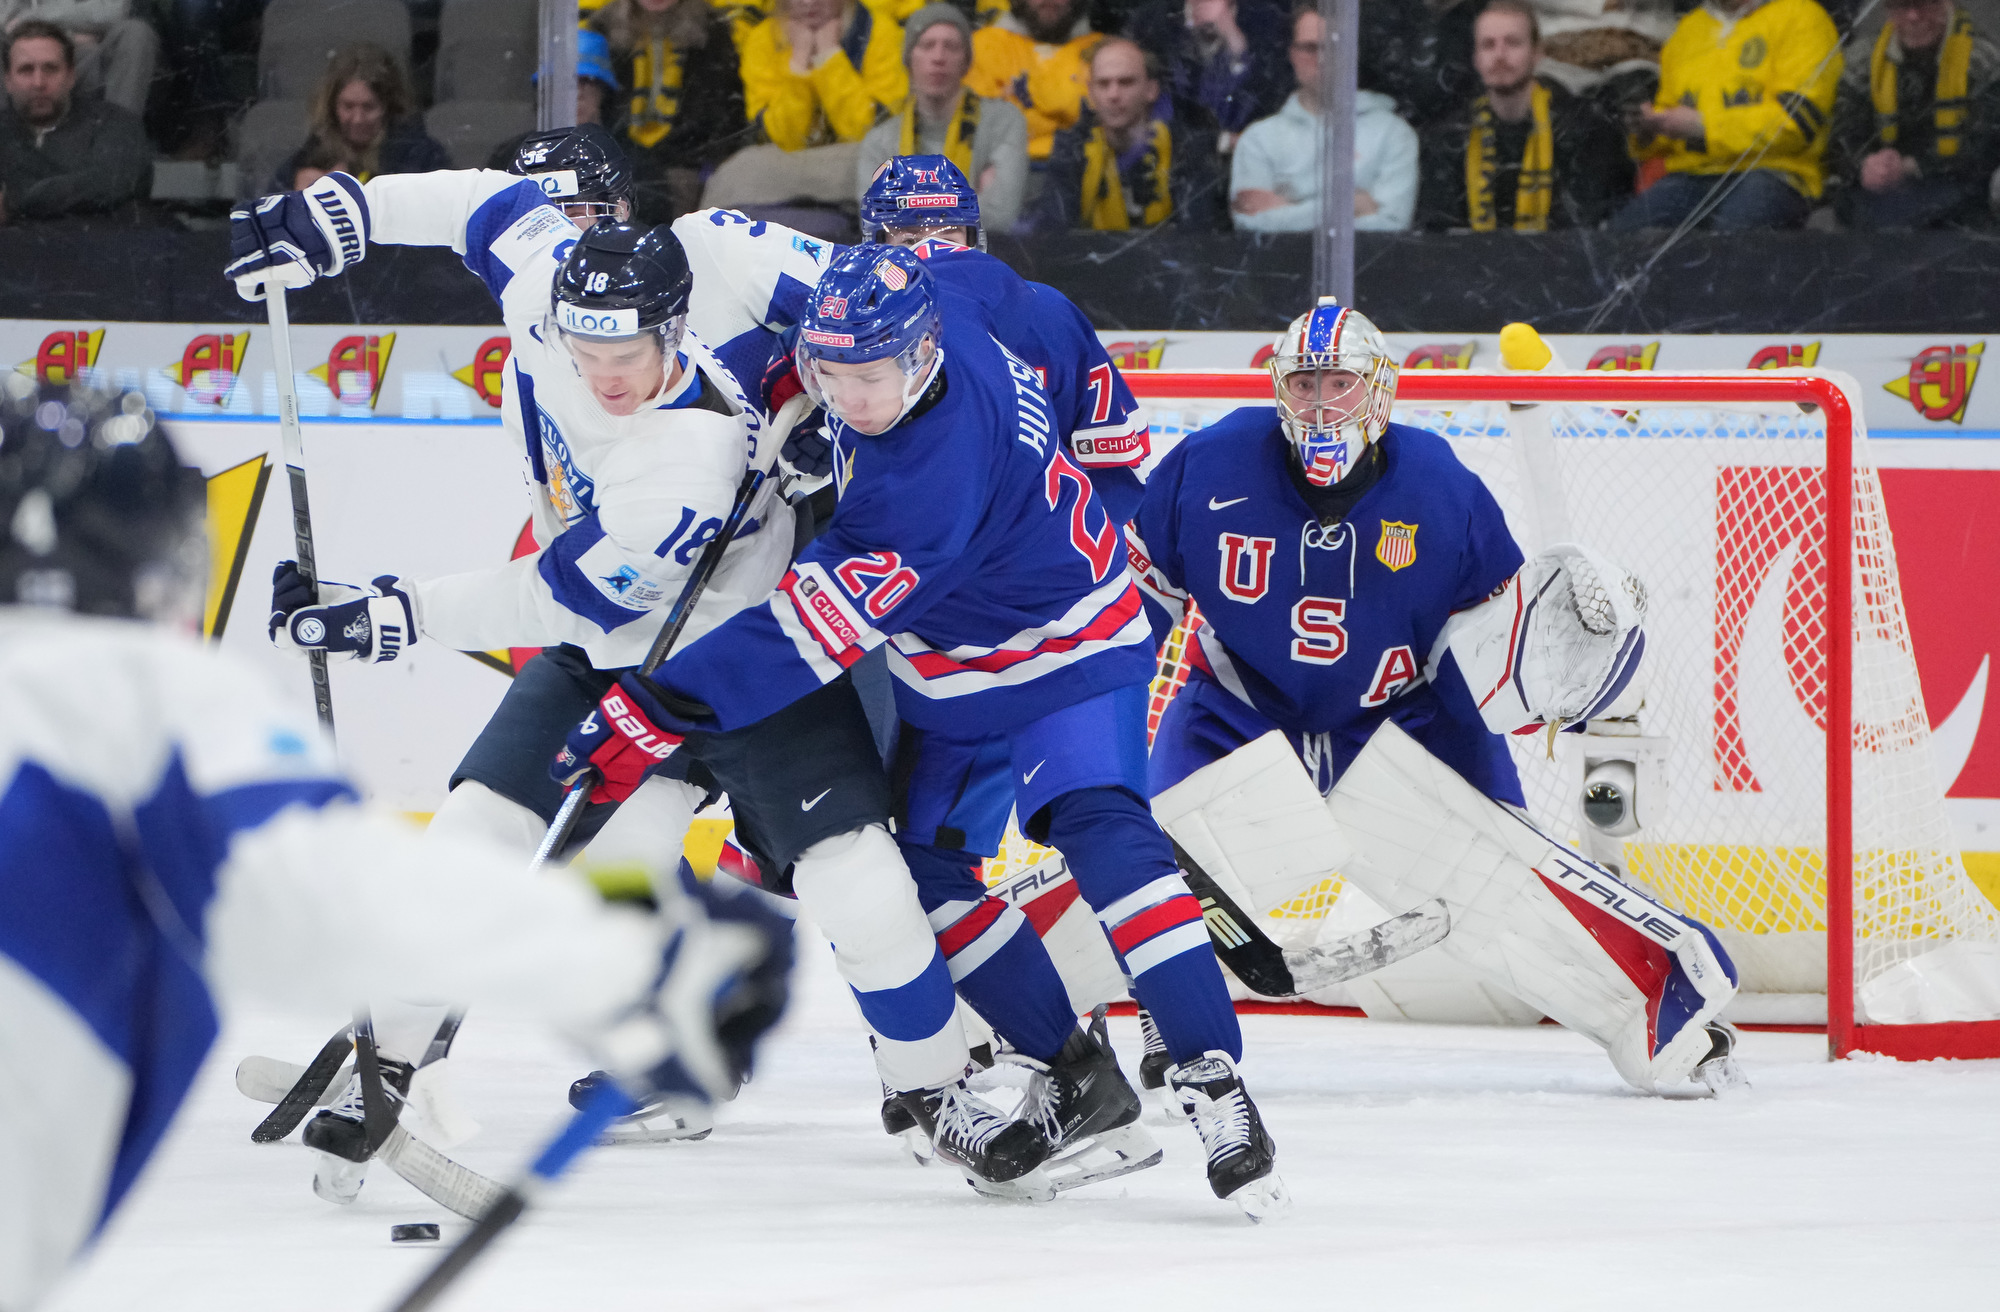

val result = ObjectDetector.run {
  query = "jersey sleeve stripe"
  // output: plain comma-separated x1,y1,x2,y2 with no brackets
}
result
895,583,1142,680
535,513,676,634
204,778,360,840
461,180,566,300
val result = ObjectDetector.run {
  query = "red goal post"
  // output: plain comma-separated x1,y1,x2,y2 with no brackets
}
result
1117,367,2000,1063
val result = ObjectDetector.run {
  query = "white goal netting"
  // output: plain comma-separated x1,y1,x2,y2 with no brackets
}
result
983,371,2000,1030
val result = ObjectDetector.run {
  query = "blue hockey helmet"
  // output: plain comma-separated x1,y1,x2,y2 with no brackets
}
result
509,123,634,223
1268,297,1397,487
861,155,983,249
795,245,944,434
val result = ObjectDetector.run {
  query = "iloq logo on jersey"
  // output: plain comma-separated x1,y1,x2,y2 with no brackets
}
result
803,329,856,348
556,303,639,337
534,169,582,198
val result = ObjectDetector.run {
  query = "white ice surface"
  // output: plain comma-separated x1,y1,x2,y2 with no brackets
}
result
46,927,2000,1312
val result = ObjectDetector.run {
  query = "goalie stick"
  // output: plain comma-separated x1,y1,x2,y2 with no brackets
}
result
1172,843,1452,996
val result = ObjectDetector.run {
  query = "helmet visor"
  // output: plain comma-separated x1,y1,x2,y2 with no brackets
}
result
797,334,937,436
550,313,684,413
1276,367,1369,430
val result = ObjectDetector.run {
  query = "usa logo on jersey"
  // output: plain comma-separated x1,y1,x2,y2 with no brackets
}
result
1376,520,1418,571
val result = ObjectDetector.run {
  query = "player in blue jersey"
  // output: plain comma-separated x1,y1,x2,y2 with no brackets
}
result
1128,299,1747,1096
0,381,791,1311
557,246,1290,1217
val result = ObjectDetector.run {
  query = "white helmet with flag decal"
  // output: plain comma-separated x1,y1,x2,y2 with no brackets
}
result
1268,296,1397,486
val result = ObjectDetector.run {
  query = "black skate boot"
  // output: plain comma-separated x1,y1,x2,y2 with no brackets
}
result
303,1057,413,1205
1170,1050,1291,1221
1023,1019,1161,1191
1134,1006,1180,1117
880,1079,933,1164
1693,1021,1749,1094
568,1070,714,1143
896,1079,1055,1201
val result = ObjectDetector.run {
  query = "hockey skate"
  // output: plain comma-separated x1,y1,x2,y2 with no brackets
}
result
302,1058,413,1205
895,1080,1055,1202
1693,1021,1750,1096
1133,1007,1181,1120
1020,1018,1161,1192
1169,1051,1291,1222
569,1070,715,1143
880,1080,934,1164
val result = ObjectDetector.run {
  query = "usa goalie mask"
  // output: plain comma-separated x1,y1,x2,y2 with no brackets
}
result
861,154,984,250
795,246,943,437
550,221,691,415
1269,298,1398,486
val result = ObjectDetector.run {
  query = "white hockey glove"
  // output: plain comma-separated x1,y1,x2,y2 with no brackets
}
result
592,871,795,1108
1438,543,1647,735
225,172,371,301
268,561,417,664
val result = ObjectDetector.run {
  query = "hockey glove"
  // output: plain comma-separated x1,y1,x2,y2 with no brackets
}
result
592,866,795,1107
552,674,709,803
268,561,417,664
225,172,371,301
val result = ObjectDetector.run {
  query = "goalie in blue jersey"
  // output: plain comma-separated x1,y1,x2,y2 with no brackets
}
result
556,245,1290,1218
1127,299,1747,1096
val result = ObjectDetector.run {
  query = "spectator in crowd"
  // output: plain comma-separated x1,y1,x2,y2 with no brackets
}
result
1124,0,1291,151
740,0,907,149
1036,35,1225,229
1230,2,1419,232
968,0,1099,161
2,0,157,117
271,43,449,192
592,0,755,221
856,4,1029,230
1831,0,2000,228
0,18,149,220
1419,0,1632,230
486,30,626,169
1611,0,1842,231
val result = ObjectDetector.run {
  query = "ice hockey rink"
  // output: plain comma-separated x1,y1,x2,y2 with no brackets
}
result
43,920,2000,1312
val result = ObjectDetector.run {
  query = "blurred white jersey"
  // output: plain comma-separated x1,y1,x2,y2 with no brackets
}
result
361,172,794,669
0,612,663,1309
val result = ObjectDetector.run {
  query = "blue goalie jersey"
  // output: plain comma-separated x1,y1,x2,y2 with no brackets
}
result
658,308,1154,735
1129,408,1528,803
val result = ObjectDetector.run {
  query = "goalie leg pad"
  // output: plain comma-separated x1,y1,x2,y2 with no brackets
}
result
1152,729,1353,917
1328,722,1737,1091
793,825,967,1091
985,853,1130,1015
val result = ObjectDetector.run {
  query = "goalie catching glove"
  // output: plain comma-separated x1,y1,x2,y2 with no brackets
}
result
1438,542,1647,736
268,561,416,664
224,171,370,300
553,673,712,802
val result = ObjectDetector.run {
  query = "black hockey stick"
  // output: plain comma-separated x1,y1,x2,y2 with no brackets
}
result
530,465,768,872
263,283,335,735
1174,842,1451,996
249,1023,353,1143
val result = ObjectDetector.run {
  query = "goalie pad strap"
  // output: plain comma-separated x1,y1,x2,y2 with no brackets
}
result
1151,730,1352,917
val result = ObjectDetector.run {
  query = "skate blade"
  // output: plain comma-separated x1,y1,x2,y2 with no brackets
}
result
1227,1171,1293,1223
896,1126,935,1166
1046,1122,1163,1192
312,1152,369,1206
953,1161,1056,1203
1696,1054,1751,1097
595,1105,715,1144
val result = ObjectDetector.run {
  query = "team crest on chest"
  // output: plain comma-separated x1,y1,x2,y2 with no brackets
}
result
1375,520,1418,571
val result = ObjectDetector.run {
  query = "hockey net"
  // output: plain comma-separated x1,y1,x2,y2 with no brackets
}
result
981,369,2000,1060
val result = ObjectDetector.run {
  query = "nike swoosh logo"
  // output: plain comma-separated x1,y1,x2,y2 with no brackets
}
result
1208,496,1248,510
801,788,832,811
1022,760,1047,785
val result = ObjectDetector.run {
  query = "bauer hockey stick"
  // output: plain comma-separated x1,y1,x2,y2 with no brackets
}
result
263,284,336,735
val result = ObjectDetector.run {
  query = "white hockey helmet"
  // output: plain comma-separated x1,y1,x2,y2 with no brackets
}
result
1268,297,1398,486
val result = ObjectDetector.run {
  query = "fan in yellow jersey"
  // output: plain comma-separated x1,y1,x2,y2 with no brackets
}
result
1612,0,1842,230
967,0,1101,160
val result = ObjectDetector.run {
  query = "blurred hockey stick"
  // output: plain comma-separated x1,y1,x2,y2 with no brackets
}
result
262,284,336,734
529,389,806,872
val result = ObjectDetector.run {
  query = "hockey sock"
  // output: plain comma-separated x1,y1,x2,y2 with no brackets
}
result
903,842,1077,1064
1043,787,1242,1064
793,826,966,1090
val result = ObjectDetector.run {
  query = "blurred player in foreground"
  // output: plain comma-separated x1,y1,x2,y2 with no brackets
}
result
1126,300,1746,1095
0,380,792,1310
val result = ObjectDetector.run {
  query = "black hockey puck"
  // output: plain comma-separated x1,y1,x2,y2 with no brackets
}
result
390,1223,441,1243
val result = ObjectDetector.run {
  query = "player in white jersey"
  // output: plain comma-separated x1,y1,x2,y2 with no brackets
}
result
229,163,1004,1170
0,380,792,1311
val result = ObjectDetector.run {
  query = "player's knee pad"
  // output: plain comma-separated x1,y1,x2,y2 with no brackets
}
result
424,780,548,858
1038,785,1177,908
1329,721,1737,1092
1151,731,1353,916
578,775,703,900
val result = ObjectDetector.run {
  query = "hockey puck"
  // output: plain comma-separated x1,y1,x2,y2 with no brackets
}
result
390,1223,441,1243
